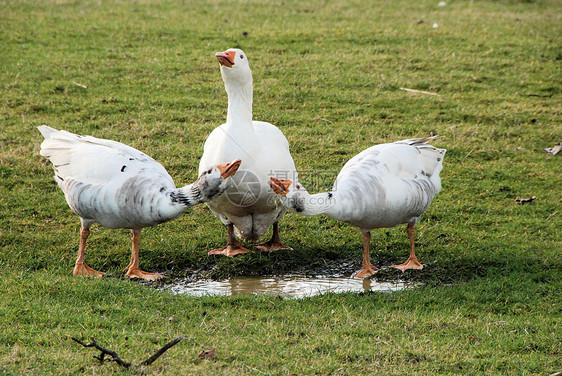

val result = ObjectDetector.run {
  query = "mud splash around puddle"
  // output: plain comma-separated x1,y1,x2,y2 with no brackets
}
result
165,274,416,298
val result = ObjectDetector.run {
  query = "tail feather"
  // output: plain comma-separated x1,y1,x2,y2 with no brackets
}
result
38,126,78,166
395,136,440,146
37,125,58,139
396,136,446,189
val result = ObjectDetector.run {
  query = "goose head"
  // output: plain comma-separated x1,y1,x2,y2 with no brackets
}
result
195,159,242,202
215,48,252,87
269,177,309,213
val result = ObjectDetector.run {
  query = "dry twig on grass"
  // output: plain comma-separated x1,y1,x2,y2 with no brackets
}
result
73,82,88,89
71,336,183,369
399,87,440,96
141,336,184,366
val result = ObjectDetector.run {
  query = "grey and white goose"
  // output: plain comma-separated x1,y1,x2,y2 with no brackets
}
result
38,125,241,280
270,137,446,278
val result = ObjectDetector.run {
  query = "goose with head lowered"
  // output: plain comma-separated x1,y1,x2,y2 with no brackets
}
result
38,126,241,280
269,137,446,278
198,48,299,256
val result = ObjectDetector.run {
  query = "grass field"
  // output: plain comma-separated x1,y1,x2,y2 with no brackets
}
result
1,0,561,374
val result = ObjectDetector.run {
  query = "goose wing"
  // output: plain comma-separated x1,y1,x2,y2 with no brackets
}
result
38,126,172,186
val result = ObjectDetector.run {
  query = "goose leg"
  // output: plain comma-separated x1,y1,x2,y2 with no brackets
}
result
391,223,424,272
124,229,165,281
256,221,293,252
73,226,104,277
208,223,252,257
354,231,378,278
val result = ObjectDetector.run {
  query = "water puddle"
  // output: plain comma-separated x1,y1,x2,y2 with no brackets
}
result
166,276,415,298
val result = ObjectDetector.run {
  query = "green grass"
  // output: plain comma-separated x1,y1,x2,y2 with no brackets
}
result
0,270,559,375
1,0,561,374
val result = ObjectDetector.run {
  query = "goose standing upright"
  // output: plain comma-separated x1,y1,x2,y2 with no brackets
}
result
199,48,298,256
269,137,446,278
38,126,241,280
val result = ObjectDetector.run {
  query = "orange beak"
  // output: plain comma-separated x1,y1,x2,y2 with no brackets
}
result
217,159,242,178
215,50,236,67
269,177,292,196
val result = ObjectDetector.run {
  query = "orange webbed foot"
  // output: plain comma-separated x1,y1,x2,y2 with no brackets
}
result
125,267,165,281
353,264,378,279
256,241,293,252
391,257,423,272
73,263,105,278
208,244,252,257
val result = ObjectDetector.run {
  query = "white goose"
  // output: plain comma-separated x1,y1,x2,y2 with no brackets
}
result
269,137,446,278
198,48,298,256
38,126,241,280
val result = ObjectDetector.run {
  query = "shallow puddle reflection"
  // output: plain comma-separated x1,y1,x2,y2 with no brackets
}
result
168,276,414,298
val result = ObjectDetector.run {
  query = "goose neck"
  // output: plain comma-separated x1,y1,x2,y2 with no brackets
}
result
170,184,203,209
285,192,337,217
226,82,253,125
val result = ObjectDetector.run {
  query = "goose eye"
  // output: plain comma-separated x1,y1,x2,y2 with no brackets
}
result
296,184,301,189
240,55,244,59
207,169,212,174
